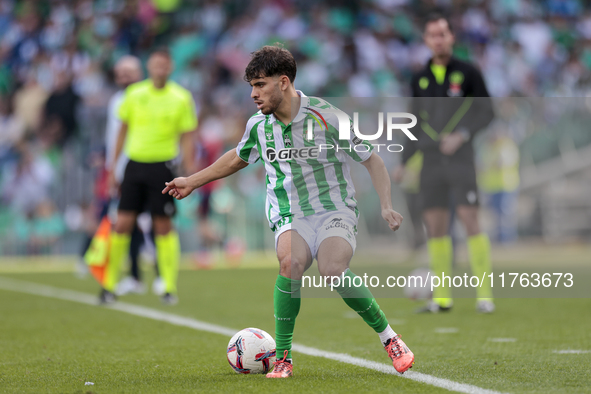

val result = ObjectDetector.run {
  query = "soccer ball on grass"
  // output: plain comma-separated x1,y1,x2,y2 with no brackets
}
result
403,268,434,300
227,328,276,374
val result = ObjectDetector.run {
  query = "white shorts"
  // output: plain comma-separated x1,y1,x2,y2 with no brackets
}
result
274,209,358,259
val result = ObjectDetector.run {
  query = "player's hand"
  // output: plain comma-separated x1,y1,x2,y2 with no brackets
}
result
162,177,194,200
392,165,405,183
382,208,403,232
440,131,465,156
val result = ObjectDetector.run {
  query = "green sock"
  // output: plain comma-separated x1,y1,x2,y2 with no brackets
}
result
335,269,388,333
467,233,493,300
428,236,453,308
274,275,301,360
155,231,180,294
105,232,130,292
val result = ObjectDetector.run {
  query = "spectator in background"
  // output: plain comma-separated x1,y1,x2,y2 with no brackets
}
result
42,70,80,146
2,4,43,82
105,57,142,184
0,143,54,215
30,200,65,254
12,71,48,135
3,0,591,103
115,2,145,55
478,128,520,244
0,94,25,167
50,40,91,79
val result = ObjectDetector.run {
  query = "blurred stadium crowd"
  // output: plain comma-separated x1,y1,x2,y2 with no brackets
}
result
1,0,590,254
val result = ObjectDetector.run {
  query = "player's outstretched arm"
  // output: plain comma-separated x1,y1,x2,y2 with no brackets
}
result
361,153,403,232
162,149,248,200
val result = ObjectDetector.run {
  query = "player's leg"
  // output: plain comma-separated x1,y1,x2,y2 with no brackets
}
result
152,215,179,304
102,210,137,301
147,161,180,304
148,227,165,295
405,192,427,250
102,160,146,302
316,217,413,373
419,165,454,311
266,229,313,378
317,237,388,329
129,224,143,281
452,165,494,313
456,205,494,312
424,208,450,236
116,224,146,296
422,208,454,311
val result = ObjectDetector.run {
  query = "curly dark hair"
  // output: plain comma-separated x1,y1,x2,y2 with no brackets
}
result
244,44,297,84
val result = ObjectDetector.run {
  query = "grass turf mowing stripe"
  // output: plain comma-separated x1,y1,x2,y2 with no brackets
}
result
0,276,505,394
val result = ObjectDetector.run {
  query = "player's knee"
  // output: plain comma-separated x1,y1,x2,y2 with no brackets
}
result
427,226,447,238
153,217,173,235
318,265,346,279
464,222,480,236
278,254,306,279
457,207,481,236
113,217,135,234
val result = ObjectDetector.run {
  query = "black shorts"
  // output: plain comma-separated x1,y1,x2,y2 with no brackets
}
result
419,159,479,210
119,160,177,217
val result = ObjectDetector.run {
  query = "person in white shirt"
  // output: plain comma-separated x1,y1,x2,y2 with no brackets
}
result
105,56,143,183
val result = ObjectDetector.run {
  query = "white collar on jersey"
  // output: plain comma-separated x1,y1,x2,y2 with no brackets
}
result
268,90,309,125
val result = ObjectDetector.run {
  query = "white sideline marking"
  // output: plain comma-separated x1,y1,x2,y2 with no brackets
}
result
434,327,459,334
553,350,590,354
488,338,517,343
0,277,505,394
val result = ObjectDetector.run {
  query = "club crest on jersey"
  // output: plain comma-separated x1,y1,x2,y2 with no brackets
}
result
265,131,273,141
447,71,465,97
284,135,292,148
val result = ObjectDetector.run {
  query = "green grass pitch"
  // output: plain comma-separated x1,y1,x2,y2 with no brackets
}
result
0,265,590,393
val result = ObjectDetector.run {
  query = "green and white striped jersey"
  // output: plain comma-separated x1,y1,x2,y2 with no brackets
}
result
235,91,374,230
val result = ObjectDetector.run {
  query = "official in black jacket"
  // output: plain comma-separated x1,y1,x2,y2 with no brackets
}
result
394,14,495,314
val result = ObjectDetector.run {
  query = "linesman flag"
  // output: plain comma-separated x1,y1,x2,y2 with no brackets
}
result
84,217,111,286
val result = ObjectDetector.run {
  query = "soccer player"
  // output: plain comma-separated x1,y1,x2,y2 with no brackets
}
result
104,48,197,305
394,14,495,313
163,45,414,378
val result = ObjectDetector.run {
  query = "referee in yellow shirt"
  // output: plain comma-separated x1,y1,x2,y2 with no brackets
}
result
104,48,197,304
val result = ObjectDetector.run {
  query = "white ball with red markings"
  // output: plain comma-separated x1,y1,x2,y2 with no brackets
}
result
404,268,434,300
227,328,276,374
